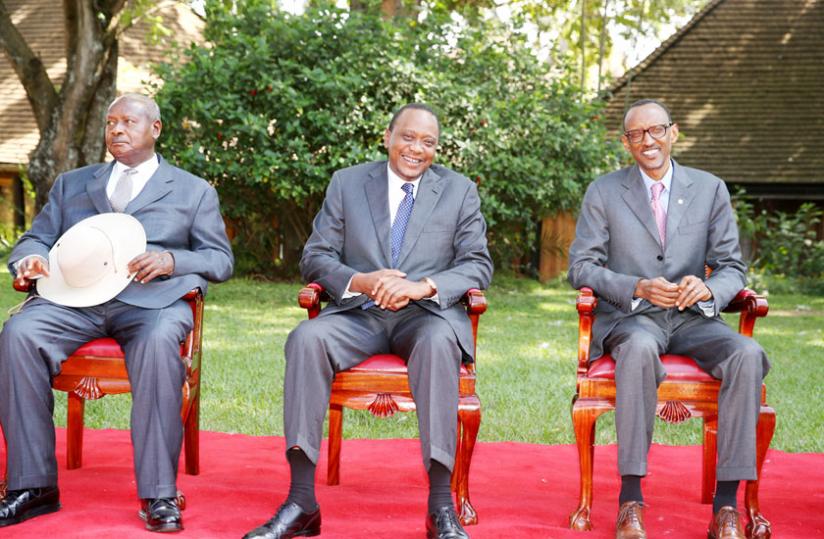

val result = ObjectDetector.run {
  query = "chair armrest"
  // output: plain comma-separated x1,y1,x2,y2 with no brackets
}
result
12,280,33,293
722,288,769,337
462,288,487,315
576,287,597,376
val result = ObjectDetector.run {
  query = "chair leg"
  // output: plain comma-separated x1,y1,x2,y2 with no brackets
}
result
745,405,775,539
66,392,85,470
455,397,480,526
702,417,718,504
327,404,343,486
569,399,605,531
184,387,200,475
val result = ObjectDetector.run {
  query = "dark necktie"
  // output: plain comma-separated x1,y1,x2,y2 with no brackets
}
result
362,182,415,309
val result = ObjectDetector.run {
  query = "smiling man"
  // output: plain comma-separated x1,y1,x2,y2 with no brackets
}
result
0,93,233,532
243,103,492,539
567,99,770,539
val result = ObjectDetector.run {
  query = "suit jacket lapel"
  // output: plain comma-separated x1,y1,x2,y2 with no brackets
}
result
365,164,392,266
664,160,696,250
126,155,175,214
86,162,116,214
621,165,662,247
395,167,444,268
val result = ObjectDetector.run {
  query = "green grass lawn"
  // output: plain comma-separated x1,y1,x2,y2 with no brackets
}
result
1,271,821,452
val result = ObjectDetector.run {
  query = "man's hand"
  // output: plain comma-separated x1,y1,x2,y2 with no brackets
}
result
350,269,407,296
128,251,175,284
675,275,712,311
371,277,433,311
634,276,680,308
14,256,50,289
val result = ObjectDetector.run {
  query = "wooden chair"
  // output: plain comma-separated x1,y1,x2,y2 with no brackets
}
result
569,287,775,539
298,283,487,526
0,284,205,501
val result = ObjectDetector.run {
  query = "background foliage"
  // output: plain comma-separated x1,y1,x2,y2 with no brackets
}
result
154,0,621,277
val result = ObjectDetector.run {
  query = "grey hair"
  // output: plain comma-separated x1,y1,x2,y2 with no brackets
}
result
108,93,162,122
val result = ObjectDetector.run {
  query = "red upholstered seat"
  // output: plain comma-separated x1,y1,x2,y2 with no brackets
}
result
71,338,186,359
348,354,471,376
587,354,716,382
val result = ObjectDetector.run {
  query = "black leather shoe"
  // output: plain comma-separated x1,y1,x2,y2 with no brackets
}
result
139,498,183,533
243,501,321,539
0,486,60,527
426,505,469,539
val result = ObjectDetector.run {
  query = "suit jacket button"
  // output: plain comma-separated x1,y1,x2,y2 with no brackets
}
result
656,255,664,261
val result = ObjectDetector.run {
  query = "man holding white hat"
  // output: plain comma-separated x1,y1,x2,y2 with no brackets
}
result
0,93,234,532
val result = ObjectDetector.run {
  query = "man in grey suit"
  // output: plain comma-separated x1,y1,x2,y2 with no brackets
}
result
568,99,769,539
0,94,234,531
244,104,492,539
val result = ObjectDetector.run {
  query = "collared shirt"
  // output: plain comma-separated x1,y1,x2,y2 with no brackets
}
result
106,154,159,204
640,159,673,213
342,163,437,302
632,159,714,315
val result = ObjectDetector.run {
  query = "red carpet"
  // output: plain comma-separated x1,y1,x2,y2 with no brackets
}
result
1,429,823,538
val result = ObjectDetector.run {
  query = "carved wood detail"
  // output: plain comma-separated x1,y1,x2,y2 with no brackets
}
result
658,400,691,423
73,376,103,400
367,393,399,417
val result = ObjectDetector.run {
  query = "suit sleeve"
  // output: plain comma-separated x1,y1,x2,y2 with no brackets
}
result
702,181,747,315
299,172,359,303
166,185,234,283
427,182,493,309
7,175,67,275
568,181,641,312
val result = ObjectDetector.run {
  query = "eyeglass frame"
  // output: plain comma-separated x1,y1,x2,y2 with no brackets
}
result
623,122,674,144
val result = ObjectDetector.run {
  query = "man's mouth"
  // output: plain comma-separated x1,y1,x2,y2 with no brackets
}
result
401,155,422,166
642,147,660,158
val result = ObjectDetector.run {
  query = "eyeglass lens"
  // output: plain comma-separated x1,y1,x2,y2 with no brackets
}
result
626,124,670,143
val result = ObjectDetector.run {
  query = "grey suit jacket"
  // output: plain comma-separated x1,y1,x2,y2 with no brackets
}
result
9,156,234,308
300,161,493,360
568,160,746,360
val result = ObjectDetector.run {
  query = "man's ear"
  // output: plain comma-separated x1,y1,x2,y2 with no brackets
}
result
383,128,392,149
152,120,162,140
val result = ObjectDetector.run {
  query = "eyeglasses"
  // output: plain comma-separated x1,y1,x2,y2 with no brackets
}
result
623,123,673,144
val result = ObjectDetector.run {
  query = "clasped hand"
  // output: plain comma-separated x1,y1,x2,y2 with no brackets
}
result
634,274,712,310
352,269,434,311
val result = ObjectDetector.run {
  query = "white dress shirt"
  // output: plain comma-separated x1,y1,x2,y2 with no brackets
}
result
632,160,714,315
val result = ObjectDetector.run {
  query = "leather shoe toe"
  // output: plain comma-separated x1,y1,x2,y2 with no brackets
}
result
243,502,321,539
616,501,646,539
426,505,469,539
0,486,60,527
708,506,746,539
139,498,183,533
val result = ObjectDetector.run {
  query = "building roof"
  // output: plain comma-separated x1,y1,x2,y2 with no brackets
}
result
602,0,824,185
0,0,202,170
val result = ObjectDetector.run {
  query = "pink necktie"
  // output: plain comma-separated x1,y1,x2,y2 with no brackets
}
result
650,182,667,247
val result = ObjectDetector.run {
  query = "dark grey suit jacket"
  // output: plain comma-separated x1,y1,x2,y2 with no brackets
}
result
300,161,493,360
9,156,234,308
568,160,747,360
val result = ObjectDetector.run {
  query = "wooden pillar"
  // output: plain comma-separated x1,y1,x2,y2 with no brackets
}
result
539,211,577,282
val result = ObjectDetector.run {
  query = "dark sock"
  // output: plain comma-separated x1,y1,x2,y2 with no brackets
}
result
427,461,453,513
619,475,643,505
285,449,317,511
713,480,739,513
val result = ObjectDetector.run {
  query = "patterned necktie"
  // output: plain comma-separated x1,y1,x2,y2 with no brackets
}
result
391,183,415,266
109,168,138,212
650,181,667,247
362,182,416,310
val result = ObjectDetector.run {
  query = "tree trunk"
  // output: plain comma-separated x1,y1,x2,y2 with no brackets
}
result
0,0,127,211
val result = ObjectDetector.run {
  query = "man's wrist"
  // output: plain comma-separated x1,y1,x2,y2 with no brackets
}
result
421,277,437,298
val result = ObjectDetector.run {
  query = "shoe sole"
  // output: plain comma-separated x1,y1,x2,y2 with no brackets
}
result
293,530,320,537
138,509,184,533
0,502,61,527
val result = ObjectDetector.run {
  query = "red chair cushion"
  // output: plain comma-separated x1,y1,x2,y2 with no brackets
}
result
587,354,716,382
71,338,124,358
348,354,470,375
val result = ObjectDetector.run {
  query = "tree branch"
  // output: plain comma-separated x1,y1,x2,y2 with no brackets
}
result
0,0,58,132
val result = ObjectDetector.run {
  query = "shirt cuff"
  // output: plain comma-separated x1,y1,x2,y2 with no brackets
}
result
631,297,643,311
697,299,716,317
341,276,362,299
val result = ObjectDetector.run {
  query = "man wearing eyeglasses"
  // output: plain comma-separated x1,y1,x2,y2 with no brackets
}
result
568,99,770,539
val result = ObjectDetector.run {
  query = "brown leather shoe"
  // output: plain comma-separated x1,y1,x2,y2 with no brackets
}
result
616,501,646,539
708,506,746,539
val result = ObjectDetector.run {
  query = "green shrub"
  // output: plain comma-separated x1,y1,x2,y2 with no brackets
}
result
154,1,620,277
